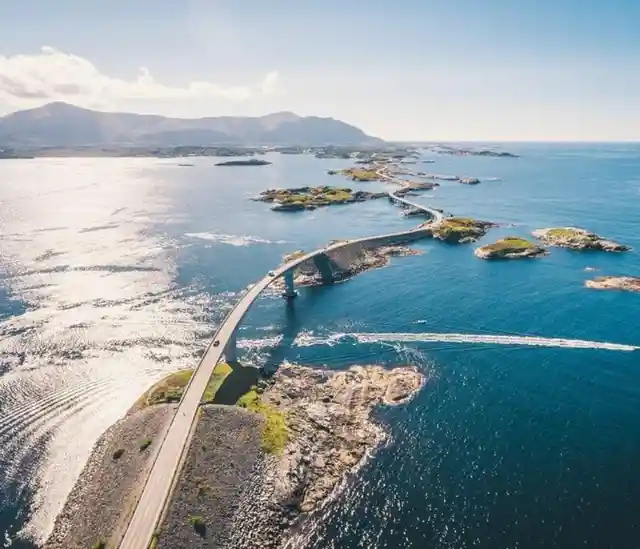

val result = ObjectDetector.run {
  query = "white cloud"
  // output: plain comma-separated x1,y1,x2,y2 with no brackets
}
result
0,46,280,110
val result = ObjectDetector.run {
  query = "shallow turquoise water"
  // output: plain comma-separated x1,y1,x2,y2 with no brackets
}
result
0,146,639,547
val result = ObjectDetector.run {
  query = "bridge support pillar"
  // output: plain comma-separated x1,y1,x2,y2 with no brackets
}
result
225,330,238,362
313,253,334,285
283,270,297,299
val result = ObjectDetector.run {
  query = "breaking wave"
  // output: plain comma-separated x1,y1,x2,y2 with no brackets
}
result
185,232,287,246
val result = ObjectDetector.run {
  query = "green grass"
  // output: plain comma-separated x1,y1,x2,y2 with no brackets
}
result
237,389,288,454
339,168,379,181
139,438,152,452
202,362,232,403
92,541,107,549
149,530,161,549
546,228,584,238
188,515,206,536
140,362,233,407
433,217,488,242
545,227,593,241
482,237,536,253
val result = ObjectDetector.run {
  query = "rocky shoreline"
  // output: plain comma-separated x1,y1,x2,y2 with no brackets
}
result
430,217,495,243
475,237,547,259
585,276,640,292
533,227,630,252
226,363,426,548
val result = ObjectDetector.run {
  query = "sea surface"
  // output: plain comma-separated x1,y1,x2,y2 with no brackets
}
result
1,145,639,548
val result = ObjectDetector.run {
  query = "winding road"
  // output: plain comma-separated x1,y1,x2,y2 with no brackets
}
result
119,175,442,549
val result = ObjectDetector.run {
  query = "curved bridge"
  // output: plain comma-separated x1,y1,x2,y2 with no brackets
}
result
119,188,442,549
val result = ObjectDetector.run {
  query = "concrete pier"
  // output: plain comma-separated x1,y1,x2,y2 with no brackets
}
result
283,270,297,298
312,253,334,284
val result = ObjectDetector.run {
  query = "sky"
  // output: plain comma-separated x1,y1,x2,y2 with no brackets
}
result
1,0,640,141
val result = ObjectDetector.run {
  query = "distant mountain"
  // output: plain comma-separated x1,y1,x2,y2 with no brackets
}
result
0,102,383,148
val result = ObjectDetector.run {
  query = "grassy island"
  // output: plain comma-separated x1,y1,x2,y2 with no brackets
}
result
533,227,630,252
431,217,494,243
254,185,387,211
475,237,547,259
328,167,381,181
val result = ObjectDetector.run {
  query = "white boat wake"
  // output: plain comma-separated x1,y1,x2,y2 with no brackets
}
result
350,332,638,352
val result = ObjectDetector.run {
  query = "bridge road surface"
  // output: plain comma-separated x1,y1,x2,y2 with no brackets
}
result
118,190,441,549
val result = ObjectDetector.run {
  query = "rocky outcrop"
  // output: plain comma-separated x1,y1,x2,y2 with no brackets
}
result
532,227,630,252
227,363,426,548
430,217,495,243
459,177,481,185
585,276,640,292
475,237,547,259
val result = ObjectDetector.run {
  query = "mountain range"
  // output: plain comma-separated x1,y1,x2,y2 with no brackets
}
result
0,103,383,148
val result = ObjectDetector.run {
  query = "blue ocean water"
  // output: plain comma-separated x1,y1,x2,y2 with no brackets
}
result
0,145,639,548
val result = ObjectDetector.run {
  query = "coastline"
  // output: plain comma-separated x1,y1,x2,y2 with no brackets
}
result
42,363,425,549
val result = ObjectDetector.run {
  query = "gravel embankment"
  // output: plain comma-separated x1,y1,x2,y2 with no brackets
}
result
155,405,264,549
44,404,176,549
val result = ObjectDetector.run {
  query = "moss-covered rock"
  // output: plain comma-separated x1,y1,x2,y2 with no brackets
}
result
475,237,547,259
533,227,630,252
431,217,495,243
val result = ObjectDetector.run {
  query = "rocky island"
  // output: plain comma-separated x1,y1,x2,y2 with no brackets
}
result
274,242,420,287
253,185,387,211
475,237,547,259
215,158,272,166
532,227,630,252
585,276,640,292
226,363,426,548
429,217,495,243
327,167,382,181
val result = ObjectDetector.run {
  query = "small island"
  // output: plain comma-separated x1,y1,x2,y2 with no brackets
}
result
274,242,420,287
459,177,481,185
253,185,387,211
215,158,272,166
532,227,630,252
475,237,547,259
585,276,640,292
327,167,381,181
430,217,495,243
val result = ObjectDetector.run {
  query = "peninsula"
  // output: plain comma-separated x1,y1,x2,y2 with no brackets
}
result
44,362,425,549
532,227,630,252
475,237,547,259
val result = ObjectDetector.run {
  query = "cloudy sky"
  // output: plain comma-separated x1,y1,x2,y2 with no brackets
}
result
1,0,640,141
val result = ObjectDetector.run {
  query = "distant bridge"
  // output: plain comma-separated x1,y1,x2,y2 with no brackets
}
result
118,186,442,549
